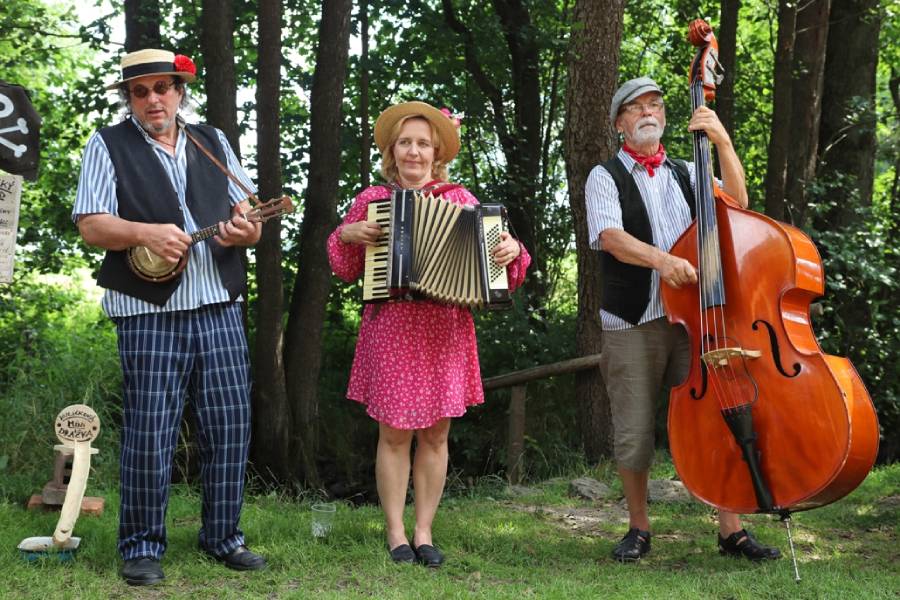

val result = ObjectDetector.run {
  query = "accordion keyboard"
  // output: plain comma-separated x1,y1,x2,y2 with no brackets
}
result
362,200,392,301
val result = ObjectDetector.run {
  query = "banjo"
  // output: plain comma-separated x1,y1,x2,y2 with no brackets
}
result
126,195,293,282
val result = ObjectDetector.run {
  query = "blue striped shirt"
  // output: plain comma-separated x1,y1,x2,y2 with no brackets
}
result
585,148,697,331
72,116,256,317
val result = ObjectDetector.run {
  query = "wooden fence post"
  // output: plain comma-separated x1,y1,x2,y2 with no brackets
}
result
507,385,526,485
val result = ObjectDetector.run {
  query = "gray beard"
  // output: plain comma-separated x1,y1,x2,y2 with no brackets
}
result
632,123,664,146
138,115,175,135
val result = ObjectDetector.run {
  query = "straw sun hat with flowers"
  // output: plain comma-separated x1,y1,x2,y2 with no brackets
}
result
374,101,461,162
106,48,197,90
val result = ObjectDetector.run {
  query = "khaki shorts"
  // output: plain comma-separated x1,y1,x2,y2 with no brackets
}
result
599,317,689,471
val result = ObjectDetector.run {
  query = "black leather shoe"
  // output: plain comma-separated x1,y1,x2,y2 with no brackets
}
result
121,557,164,586
213,545,267,571
718,529,781,561
413,543,445,568
388,543,416,563
611,528,651,562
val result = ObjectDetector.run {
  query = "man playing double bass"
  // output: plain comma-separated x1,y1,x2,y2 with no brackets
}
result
585,76,781,562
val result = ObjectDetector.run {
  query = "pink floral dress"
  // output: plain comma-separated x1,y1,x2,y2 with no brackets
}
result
327,184,531,430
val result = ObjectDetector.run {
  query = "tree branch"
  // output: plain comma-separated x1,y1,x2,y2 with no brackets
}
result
440,0,512,150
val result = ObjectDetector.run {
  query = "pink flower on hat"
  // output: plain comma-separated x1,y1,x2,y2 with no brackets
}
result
173,54,196,76
440,107,462,129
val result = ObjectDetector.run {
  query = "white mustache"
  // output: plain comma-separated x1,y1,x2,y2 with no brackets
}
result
631,117,664,144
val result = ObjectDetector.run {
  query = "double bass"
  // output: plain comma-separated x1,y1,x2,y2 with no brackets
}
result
661,20,879,519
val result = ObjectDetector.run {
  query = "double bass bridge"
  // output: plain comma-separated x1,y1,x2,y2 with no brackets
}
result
701,347,762,368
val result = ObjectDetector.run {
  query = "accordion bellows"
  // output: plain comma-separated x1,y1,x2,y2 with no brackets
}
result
363,190,511,308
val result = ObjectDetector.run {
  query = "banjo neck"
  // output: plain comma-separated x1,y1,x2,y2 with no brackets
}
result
126,195,294,283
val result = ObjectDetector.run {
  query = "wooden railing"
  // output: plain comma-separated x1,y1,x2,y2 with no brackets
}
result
482,354,603,485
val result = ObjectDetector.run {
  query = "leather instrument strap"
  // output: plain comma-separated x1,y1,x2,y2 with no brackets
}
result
183,128,262,207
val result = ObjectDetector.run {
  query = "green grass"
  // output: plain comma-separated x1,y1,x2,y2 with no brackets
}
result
1,465,897,599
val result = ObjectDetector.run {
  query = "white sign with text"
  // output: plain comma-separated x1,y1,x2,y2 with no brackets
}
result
0,173,22,283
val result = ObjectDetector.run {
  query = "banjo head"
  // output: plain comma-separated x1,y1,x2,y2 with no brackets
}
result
127,246,185,282
55,404,100,445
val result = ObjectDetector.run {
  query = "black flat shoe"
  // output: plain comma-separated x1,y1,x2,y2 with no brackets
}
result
121,557,164,586
611,528,651,562
718,529,781,561
388,543,416,563
413,543,445,568
212,545,267,571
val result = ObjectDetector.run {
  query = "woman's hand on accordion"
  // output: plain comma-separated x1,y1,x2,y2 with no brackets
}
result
340,220,383,246
491,231,521,267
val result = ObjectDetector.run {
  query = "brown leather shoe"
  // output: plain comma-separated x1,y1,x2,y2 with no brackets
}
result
718,529,781,561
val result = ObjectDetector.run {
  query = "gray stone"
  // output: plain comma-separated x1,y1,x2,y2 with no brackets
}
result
648,479,692,503
507,485,540,497
568,477,612,501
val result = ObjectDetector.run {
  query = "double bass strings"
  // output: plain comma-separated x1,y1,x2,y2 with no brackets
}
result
690,79,751,412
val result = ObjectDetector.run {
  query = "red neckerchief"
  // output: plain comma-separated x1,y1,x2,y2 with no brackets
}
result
623,143,666,177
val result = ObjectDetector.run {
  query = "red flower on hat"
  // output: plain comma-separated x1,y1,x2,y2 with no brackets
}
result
440,107,462,129
173,54,196,76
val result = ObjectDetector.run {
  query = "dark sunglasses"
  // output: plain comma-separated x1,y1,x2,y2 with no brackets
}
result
130,80,176,99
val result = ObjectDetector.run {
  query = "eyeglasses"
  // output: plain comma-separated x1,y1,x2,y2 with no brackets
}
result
621,99,665,114
130,80,176,99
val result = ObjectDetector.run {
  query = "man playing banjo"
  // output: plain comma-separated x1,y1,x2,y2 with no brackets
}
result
72,48,265,586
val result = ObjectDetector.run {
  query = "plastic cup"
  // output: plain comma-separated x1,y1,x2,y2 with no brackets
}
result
311,502,336,538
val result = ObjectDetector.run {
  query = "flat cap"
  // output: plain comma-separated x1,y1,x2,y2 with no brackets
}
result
609,77,663,129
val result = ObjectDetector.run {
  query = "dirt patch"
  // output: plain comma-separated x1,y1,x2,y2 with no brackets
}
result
875,494,900,512
506,502,629,536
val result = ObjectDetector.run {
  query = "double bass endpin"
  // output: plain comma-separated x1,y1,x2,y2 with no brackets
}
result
780,512,801,583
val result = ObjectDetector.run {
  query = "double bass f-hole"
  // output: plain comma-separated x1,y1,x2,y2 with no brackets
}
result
752,319,802,378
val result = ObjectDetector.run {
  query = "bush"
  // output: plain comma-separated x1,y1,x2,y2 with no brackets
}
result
0,271,121,501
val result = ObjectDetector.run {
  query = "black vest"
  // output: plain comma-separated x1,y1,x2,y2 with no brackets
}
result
599,156,695,325
96,120,245,306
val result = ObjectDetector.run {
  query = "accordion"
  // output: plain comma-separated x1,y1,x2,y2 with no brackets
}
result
362,189,511,308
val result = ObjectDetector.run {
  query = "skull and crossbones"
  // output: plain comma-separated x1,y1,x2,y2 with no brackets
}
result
0,92,29,158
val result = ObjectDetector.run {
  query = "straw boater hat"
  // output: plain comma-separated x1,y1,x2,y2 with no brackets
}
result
106,48,197,90
374,101,461,162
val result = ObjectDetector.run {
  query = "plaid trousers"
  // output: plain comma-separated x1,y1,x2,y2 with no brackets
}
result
114,302,251,560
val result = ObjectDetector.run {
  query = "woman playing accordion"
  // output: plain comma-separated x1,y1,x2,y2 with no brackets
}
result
327,101,530,567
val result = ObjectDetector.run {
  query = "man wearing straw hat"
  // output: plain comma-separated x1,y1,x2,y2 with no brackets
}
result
72,48,265,585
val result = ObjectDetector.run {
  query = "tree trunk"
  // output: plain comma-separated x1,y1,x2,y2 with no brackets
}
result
717,0,740,139
890,68,900,246
284,0,353,486
815,0,881,359
124,0,161,51
563,0,623,462
764,0,797,221
441,0,548,305
784,0,830,227
251,0,293,483
817,0,881,227
200,0,240,153
358,0,371,189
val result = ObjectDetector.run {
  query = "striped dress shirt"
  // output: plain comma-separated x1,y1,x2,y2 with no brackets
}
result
585,148,697,331
72,116,256,317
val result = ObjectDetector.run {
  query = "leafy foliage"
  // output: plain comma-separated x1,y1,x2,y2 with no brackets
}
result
0,0,897,501
0,271,120,500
